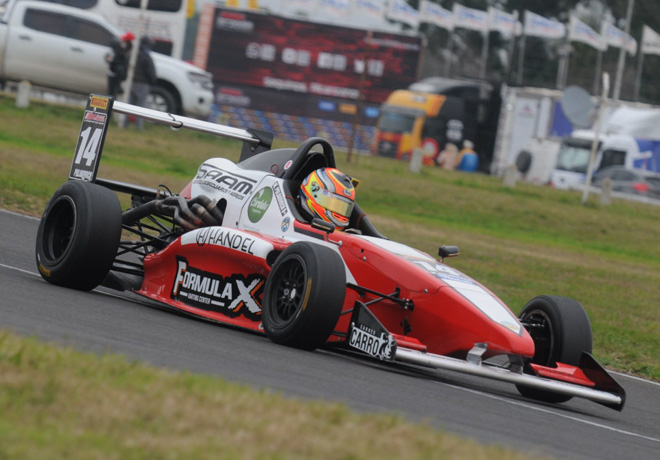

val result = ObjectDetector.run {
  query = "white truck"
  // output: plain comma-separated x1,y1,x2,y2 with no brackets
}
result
549,107,660,189
0,1,213,117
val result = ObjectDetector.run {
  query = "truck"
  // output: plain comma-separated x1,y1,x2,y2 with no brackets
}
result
372,78,574,181
0,1,213,117
371,77,501,171
550,106,660,189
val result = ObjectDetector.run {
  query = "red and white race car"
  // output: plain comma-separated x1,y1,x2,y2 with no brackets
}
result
35,95,625,411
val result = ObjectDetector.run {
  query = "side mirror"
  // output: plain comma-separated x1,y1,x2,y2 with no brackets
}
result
311,217,335,233
438,245,459,262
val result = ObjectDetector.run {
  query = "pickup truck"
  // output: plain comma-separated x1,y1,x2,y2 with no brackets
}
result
0,1,213,118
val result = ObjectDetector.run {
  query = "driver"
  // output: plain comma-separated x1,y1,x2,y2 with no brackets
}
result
299,168,356,230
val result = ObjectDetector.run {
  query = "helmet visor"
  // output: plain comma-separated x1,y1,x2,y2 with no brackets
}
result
314,189,354,218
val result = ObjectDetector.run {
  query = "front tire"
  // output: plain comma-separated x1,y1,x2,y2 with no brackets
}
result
148,85,180,114
262,242,346,350
35,181,122,291
516,295,593,403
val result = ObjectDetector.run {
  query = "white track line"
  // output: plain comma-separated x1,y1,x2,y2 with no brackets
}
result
0,208,39,220
435,381,660,445
0,263,40,277
612,371,660,387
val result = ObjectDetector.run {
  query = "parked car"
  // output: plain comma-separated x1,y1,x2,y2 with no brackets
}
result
0,1,213,117
592,166,660,200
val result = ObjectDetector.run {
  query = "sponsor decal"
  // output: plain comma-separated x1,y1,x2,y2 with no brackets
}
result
171,257,263,320
284,160,293,170
193,227,256,254
89,96,109,110
348,302,396,361
84,112,107,123
349,325,396,360
409,259,474,284
318,101,336,111
216,11,254,33
281,216,291,232
37,262,51,277
181,227,275,259
248,187,272,222
70,108,109,182
272,183,288,216
194,163,257,200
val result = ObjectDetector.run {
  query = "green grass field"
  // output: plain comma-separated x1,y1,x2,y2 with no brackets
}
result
1,95,658,458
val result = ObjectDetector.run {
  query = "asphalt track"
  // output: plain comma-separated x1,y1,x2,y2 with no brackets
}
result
1,208,659,459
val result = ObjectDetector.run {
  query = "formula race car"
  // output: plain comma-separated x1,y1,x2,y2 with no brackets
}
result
35,95,625,411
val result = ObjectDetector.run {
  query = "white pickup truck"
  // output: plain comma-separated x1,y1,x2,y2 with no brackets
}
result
0,1,213,117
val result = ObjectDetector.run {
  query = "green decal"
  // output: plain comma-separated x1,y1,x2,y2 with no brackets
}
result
248,187,273,223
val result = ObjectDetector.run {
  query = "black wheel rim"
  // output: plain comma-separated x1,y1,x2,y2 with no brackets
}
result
523,309,554,366
42,197,76,264
270,256,307,327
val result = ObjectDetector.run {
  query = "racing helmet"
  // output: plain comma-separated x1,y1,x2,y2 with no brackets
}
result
300,168,356,229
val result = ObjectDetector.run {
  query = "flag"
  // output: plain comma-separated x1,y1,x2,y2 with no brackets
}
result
452,3,488,32
352,0,387,27
386,0,420,29
568,15,605,51
318,0,351,22
488,7,519,37
641,25,660,56
601,22,637,55
419,0,454,31
284,0,317,17
523,10,565,40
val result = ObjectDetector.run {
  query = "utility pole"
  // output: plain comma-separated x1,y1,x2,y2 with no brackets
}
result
582,73,610,205
118,0,148,127
612,0,634,101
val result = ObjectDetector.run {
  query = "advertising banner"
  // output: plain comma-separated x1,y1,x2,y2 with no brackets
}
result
452,3,488,33
386,0,420,29
420,0,454,31
488,7,519,37
601,22,637,55
641,25,660,56
568,15,605,51
523,10,566,40
200,8,423,105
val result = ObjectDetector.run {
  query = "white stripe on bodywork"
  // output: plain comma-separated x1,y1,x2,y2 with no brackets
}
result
355,235,521,334
181,227,274,260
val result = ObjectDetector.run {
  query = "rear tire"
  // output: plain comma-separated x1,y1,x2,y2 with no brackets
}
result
262,242,346,350
516,295,593,403
35,181,122,291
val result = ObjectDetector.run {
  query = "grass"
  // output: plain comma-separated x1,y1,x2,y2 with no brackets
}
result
0,94,658,458
0,332,540,460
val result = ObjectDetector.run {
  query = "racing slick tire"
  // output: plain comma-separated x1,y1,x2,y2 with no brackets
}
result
516,295,593,404
262,242,346,351
35,180,122,291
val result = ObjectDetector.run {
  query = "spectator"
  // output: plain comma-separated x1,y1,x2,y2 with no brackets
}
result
106,32,133,98
436,143,458,170
456,140,479,172
126,36,157,130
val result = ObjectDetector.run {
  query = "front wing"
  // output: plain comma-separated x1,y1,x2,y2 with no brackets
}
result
347,302,626,411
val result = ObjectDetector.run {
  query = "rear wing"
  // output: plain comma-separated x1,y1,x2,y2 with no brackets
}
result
69,94,273,185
